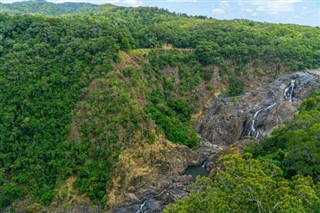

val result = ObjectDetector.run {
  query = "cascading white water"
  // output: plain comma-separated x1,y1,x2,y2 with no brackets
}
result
136,200,147,213
284,79,296,101
249,109,261,135
265,102,277,110
247,80,296,138
247,102,277,139
201,160,207,168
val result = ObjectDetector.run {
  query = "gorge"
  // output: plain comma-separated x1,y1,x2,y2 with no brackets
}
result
0,1,319,212
112,70,320,213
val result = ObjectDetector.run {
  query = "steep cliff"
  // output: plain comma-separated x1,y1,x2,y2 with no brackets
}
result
1,2,319,211
198,70,320,171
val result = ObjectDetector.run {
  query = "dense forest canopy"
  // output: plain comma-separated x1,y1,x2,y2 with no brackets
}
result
166,92,320,212
0,0,319,211
0,0,98,15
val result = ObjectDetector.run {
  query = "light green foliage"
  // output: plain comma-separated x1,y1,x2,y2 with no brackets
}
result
0,12,124,208
72,72,153,204
0,1,98,15
144,50,215,148
167,93,320,212
165,155,320,213
0,1,319,210
246,92,320,180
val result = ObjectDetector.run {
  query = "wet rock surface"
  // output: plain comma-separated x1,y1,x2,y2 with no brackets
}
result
112,181,192,213
197,70,320,168
109,136,198,213
113,187,189,213
111,70,320,213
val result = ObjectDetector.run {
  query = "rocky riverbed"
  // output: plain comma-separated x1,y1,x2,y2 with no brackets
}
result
111,70,320,213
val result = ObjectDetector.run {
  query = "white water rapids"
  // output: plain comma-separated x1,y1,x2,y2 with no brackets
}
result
247,102,277,138
284,79,296,101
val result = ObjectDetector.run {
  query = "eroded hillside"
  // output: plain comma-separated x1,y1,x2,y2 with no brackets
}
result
0,2,319,212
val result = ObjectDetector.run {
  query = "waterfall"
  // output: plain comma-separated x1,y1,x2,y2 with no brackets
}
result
284,79,296,101
241,102,277,140
136,199,147,213
249,109,261,137
243,79,296,139
248,111,261,139
201,160,207,168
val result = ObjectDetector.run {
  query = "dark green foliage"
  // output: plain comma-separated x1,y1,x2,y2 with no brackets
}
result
166,93,320,212
168,99,193,121
136,18,319,72
0,1,98,15
71,71,154,204
0,12,125,208
0,1,319,210
142,50,218,148
165,155,320,213
299,92,320,111
245,92,320,181
228,74,244,96
195,41,221,65
145,88,199,148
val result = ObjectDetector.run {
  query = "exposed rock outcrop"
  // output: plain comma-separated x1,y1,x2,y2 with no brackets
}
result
197,70,320,171
110,70,320,212
106,70,320,212
109,135,199,213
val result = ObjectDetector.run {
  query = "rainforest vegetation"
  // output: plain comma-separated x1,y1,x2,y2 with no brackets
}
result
166,92,320,212
0,0,319,211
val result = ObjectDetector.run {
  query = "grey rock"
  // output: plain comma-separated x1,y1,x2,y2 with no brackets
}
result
197,70,320,168
112,70,320,213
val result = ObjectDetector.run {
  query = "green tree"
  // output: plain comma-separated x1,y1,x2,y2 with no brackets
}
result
165,155,320,213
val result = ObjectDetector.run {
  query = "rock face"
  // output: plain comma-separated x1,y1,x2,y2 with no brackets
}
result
110,70,320,212
112,187,189,213
109,135,199,213
197,70,320,170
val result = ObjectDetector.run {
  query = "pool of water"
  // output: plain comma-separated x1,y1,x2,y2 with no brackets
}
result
184,165,209,180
